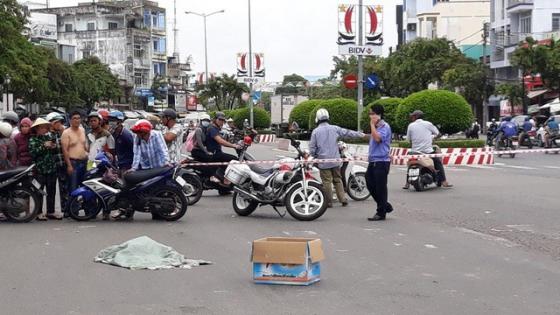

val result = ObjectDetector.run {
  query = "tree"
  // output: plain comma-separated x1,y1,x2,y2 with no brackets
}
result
496,83,524,113
511,37,560,91
308,98,358,130
275,73,307,95
46,56,82,108
151,75,168,101
361,98,402,132
289,99,322,130
230,107,271,129
395,90,473,134
72,56,122,109
196,74,249,111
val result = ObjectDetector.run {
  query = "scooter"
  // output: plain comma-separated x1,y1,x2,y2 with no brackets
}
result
0,164,43,223
405,147,441,192
66,153,188,221
496,133,516,158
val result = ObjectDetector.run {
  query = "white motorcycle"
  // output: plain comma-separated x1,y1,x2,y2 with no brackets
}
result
225,137,328,221
338,141,370,201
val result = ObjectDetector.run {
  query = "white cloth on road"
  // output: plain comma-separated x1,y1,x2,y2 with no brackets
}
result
94,236,211,270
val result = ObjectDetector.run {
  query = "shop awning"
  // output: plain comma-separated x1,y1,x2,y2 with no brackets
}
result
527,89,548,99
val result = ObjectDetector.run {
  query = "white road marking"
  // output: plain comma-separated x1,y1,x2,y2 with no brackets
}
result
544,166,560,170
424,244,438,249
496,164,538,170
467,165,497,169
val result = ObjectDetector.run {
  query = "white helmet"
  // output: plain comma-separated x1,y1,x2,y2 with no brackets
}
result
0,122,13,138
199,113,211,121
315,108,329,123
46,112,64,122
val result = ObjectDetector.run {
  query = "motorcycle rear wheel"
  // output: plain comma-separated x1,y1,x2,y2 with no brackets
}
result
285,181,327,221
67,194,103,221
346,172,370,201
232,192,258,216
412,180,424,192
1,187,40,223
182,173,203,206
151,186,188,221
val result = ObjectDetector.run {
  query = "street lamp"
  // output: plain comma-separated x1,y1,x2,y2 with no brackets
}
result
185,9,225,85
2,74,11,112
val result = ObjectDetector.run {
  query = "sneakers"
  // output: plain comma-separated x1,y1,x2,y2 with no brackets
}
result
36,214,48,221
367,214,386,221
341,201,348,207
46,213,63,220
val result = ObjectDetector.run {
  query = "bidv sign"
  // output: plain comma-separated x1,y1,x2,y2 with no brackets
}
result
337,4,383,56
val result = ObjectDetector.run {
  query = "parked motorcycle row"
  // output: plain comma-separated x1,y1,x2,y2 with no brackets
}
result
0,136,370,223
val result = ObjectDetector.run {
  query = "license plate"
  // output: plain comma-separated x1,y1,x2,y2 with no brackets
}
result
175,175,187,187
408,168,420,177
31,179,41,189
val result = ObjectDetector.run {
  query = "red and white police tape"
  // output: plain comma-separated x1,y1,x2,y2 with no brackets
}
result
179,147,559,167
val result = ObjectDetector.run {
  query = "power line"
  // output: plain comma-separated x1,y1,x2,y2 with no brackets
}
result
462,39,485,53
454,28,484,44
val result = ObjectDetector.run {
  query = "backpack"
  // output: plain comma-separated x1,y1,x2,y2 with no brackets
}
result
184,129,196,152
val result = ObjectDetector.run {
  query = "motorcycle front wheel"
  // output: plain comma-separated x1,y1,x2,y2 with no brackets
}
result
232,191,258,216
1,187,40,223
67,194,103,221
182,173,203,206
285,181,327,221
346,172,370,201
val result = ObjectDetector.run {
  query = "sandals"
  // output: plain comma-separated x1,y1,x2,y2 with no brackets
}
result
36,214,48,221
47,214,63,220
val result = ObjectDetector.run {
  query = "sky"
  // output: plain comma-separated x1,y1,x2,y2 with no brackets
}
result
48,0,401,82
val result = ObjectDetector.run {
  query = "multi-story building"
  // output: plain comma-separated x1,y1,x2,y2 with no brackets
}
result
490,0,560,83
403,0,490,59
33,0,168,105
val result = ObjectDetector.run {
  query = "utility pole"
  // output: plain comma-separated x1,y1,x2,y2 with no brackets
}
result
173,0,178,56
357,0,364,132
248,0,254,128
482,22,489,132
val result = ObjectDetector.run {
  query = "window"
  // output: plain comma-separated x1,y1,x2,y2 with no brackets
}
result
519,15,531,34
87,22,95,31
108,22,118,30
83,51,91,58
553,13,560,31
153,37,166,53
154,62,166,76
65,24,73,32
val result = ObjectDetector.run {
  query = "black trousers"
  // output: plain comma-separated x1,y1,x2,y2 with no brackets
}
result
38,174,57,215
56,166,68,213
365,161,391,216
432,157,446,183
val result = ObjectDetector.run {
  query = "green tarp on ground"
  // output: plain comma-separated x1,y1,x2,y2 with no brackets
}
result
94,236,211,270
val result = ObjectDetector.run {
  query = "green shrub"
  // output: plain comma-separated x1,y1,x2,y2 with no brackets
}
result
230,107,271,129
395,90,473,135
308,98,358,130
209,110,233,120
395,139,485,148
361,97,402,132
289,100,322,130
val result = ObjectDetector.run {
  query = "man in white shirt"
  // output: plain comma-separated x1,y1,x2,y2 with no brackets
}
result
161,108,183,163
404,110,452,189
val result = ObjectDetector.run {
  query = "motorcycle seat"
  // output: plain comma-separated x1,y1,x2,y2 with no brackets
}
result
123,166,174,187
0,167,29,182
249,164,274,176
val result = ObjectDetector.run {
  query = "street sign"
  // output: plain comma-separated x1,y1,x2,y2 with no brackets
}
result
252,91,262,103
365,74,380,90
343,74,358,89
338,45,382,56
237,77,265,84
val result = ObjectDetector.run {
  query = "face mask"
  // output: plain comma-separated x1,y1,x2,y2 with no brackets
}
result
108,121,119,133
201,121,210,127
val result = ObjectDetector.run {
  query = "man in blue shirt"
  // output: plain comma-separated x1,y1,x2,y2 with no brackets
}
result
129,119,169,171
108,110,134,172
545,116,559,148
309,108,365,208
205,112,241,179
366,105,393,221
496,116,517,147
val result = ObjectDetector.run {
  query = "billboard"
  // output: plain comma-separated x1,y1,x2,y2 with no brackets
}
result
337,4,383,56
28,12,57,41
236,53,265,83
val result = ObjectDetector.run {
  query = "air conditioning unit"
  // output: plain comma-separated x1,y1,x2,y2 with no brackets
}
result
407,23,416,31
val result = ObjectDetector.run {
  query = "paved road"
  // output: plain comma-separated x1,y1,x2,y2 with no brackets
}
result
1,143,559,315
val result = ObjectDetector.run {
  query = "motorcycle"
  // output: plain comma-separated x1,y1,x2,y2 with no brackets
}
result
226,137,328,221
405,147,441,192
495,133,516,158
544,131,560,154
337,141,370,201
66,153,188,221
517,128,535,149
0,165,43,222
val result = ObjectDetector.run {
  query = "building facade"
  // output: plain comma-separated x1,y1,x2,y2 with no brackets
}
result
403,0,490,59
490,0,560,83
33,0,168,104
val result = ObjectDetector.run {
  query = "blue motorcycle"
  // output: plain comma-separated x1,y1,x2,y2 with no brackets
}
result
66,153,188,221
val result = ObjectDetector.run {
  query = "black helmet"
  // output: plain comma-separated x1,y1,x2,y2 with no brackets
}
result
162,108,177,120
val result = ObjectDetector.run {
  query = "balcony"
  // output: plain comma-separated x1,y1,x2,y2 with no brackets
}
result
507,0,533,14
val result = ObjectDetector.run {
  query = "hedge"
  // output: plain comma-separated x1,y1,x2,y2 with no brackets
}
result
395,90,474,135
395,139,485,148
229,107,271,129
289,100,322,130
361,97,402,132
308,98,358,130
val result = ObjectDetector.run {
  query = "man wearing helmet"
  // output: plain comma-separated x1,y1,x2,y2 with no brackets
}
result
161,108,183,163
1,110,20,139
108,110,134,171
86,111,115,168
544,116,559,148
404,110,452,189
97,108,110,131
309,108,365,208
62,110,89,204
0,122,16,170
47,112,69,213
129,119,169,171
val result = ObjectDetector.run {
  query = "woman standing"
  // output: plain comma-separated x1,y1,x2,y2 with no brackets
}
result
29,118,61,221
14,118,33,167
